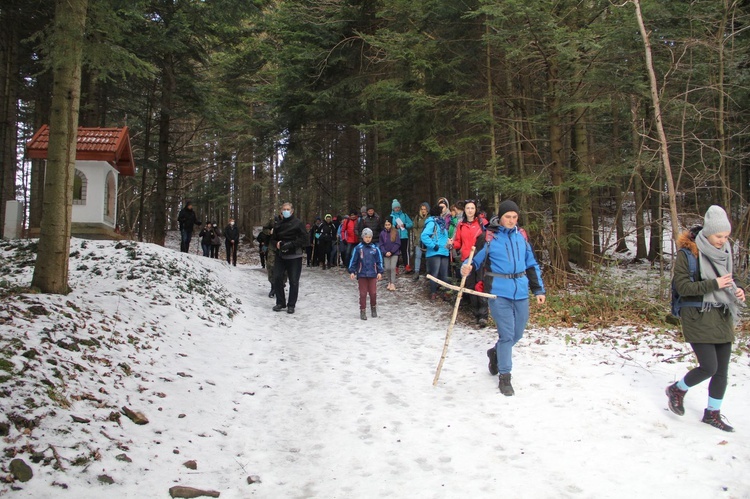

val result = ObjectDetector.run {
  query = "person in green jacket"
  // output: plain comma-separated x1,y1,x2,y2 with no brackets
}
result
665,205,746,432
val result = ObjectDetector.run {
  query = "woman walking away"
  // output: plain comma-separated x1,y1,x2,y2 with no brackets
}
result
461,200,546,396
349,228,384,320
453,200,488,327
379,218,401,291
666,205,745,432
421,204,451,301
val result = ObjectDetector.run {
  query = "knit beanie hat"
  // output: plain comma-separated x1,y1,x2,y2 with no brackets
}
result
325,213,332,220
497,199,521,219
702,205,731,236
392,199,401,209
362,228,373,238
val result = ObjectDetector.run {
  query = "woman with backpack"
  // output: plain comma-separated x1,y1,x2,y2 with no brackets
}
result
666,205,746,432
460,200,546,396
421,204,452,300
452,200,488,327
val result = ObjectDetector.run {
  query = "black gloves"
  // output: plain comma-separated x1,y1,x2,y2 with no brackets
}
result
280,241,295,251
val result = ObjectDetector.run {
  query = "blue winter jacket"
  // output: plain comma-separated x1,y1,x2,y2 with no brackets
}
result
467,225,545,300
389,210,413,239
420,216,450,258
348,242,384,278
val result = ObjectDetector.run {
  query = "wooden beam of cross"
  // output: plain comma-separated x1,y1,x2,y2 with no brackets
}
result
427,246,497,386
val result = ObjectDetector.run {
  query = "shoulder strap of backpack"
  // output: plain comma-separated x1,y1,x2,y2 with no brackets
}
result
681,247,697,282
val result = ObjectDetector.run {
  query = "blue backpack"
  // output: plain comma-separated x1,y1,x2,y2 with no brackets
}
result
671,247,702,317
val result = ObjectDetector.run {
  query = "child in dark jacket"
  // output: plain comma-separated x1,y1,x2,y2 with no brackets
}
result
379,218,401,290
348,228,384,320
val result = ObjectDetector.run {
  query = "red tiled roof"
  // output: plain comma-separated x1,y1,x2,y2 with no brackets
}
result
25,125,135,176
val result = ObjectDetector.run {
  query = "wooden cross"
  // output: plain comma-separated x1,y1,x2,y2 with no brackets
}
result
426,246,496,385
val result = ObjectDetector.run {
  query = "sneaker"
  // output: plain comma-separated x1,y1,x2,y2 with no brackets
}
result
272,304,286,312
287,306,295,314
430,293,438,300
487,348,498,375
360,309,367,321
702,409,734,432
498,373,514,396
665,383,686,416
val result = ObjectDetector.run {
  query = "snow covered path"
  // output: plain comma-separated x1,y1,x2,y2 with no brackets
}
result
5,242,750,498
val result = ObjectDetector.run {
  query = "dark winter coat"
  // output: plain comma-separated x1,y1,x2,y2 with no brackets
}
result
468,224,545,300
270,215,308,260
316,221,337,242
348,242,384,278
674,231,743,344
378,228,401,256
357,214,382,241
224,224,240,244
178,206,200,232
199,227,218,246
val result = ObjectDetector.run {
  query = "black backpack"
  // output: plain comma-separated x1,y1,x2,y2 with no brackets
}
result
671,247,702,317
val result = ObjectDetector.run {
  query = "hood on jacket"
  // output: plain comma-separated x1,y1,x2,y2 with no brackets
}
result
677,226,701,257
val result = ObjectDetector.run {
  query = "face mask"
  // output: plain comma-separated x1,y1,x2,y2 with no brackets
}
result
282,210,292,219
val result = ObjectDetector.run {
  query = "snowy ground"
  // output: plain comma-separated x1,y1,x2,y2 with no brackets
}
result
1,235,749,498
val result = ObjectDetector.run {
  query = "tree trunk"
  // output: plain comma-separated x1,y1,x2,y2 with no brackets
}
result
0,10,19,231
630,96,648,260
633,0,680,247
31,0,89,294
151,61,175,246
546,59,570,275
572,108,593,269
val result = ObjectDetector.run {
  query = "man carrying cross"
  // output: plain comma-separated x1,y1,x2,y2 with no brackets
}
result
460,200,546,396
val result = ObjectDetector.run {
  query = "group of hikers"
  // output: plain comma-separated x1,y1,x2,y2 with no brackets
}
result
179,197,745,432
177,200,240,265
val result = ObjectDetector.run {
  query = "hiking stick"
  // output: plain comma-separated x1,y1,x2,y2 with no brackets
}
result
425,275,497,299
432,246,476,386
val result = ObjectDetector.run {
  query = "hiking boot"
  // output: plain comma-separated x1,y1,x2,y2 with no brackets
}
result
371,306,377,318
360,309,367,321
487,348,499,375
272,304,286,312
287,306,295,314
665,383,686,416
498,373,514,396
430,293,438,300
478,318,488,328
702,409,734,432
268,288,275,298
413,275,420,282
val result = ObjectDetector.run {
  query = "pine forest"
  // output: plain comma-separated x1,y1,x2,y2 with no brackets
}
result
2,0,750,279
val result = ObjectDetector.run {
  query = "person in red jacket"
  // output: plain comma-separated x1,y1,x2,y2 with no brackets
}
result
340,209,360,268
452,199,489,326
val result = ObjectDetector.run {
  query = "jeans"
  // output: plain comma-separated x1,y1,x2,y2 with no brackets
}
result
273,256,303,308
426,255,449,294
414,244,424,273
226,240,237,265
180,229,193,253
201,243,211,257
489,297,529,374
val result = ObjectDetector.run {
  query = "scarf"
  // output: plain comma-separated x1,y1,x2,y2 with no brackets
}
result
695,231,742,322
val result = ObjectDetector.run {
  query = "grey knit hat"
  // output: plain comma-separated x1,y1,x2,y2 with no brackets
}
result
361,228,373,238
702,205,731,236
